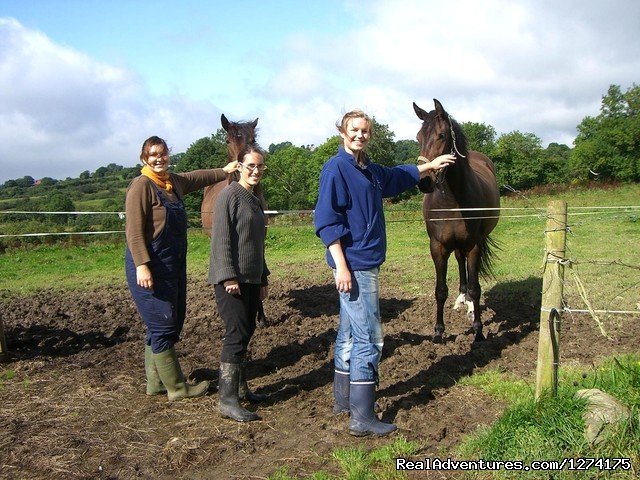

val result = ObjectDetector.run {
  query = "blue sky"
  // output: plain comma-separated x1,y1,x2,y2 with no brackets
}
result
1,0,639,182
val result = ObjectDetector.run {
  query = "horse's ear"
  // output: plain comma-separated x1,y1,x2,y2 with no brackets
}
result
251,118,259,129
413,102,428,121
221,114,229,131
433,99,446,117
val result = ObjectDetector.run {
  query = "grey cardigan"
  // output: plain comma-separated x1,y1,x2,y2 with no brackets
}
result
208,182,269,285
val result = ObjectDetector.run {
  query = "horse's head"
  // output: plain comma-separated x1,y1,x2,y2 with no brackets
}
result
413,99,467,191
221,113,259,161
413,99,453,159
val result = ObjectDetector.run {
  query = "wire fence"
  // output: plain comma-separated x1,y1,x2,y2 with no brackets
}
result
1,201,639,322
2,203,639,238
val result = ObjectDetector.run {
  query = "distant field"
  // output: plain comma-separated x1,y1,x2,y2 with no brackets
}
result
1,184,639,322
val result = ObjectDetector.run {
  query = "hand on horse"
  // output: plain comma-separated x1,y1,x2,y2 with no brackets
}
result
417,154,455,178
224,279,241,295
222,160,239,174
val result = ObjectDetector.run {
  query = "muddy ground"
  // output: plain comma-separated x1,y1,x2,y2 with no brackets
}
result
1,270,638,479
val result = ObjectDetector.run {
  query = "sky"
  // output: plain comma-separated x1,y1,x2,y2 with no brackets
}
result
0,0,639,183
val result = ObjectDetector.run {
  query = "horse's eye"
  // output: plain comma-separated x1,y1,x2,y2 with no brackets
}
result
439,133,446,140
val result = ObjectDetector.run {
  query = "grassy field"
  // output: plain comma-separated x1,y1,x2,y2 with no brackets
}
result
1,184,639,315
1,183,639,479
263,354,640,480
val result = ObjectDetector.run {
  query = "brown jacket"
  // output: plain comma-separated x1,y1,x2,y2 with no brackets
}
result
125,169,228,267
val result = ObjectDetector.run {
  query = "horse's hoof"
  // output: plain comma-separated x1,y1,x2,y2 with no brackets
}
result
433,334,444,344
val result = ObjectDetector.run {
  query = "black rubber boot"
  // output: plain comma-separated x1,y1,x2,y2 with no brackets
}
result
333,368,350,414
238,362,268,403
218,363,261,422
349,382,396,437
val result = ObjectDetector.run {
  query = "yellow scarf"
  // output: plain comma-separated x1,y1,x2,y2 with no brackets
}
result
141,165,173,192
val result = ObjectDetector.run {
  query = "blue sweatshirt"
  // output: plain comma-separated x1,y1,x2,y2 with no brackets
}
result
314,147,420,270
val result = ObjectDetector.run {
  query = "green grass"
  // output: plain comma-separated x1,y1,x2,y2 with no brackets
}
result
1,184,639,312
456,354,640,479
265,355,639,480
0,183,639,478
267,436,419,480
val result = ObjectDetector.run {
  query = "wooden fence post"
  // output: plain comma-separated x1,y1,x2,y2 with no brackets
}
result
535,200,567,400
0,312,7,362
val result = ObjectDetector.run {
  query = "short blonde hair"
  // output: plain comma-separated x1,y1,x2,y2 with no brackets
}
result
336,109,374,137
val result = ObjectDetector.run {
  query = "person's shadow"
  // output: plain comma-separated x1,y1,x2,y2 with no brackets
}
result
378,276,542,422
4,323,132,361
240,283,415,404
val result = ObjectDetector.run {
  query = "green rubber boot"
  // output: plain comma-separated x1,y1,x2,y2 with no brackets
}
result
145,345,167,395
153,347,209,401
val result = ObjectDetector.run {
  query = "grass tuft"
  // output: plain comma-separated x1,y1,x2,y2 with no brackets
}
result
457,354,640,479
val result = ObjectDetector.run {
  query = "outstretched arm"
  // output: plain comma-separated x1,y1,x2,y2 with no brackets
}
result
417,154,456,178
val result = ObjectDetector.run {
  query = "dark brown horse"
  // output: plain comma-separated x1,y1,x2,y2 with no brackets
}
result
413,99,500,343
200,114,263,234
200,114,268,324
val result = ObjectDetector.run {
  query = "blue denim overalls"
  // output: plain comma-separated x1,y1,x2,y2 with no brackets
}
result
125,182,188,353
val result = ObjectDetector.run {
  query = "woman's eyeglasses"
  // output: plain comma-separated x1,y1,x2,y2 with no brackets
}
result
241,163,267,173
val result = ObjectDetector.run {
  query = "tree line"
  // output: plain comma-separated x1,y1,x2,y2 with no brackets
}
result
0,83,637,245
174,83,639,212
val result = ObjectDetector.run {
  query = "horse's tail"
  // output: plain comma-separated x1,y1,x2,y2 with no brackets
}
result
479,234,500,280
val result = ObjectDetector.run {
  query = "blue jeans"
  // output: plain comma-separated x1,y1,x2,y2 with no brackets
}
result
333,268,383,382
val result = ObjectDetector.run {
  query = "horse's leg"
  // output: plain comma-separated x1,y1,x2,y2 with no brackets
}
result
430,241,451,344
452,249,470,312
466,245,484,342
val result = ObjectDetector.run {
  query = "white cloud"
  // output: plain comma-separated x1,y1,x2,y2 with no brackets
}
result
1,0,639,183
0,18,223,183
255,0,640,149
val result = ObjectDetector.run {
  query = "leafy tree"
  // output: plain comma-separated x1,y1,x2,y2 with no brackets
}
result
385,139,423,203
122,166,140,180
461,122,497,155
105,163,123,174
493,131,545,190
175,129,228,172
47,193,75,224
79,170,91,180
173,129,229,216
38,177,58,186
541,143,571,184
268,141,293,154
307,136,340,207
569,84,640,181
93,166,109,178
262,145,313,210
367,118,396,166
15,176,35,188
393,139,420,165
169,153,184,167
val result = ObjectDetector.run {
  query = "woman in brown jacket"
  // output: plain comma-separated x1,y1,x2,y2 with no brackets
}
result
125,135,237,401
